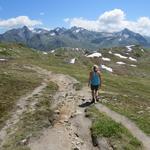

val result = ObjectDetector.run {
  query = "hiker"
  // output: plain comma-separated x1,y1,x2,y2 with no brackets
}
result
88,65,102,103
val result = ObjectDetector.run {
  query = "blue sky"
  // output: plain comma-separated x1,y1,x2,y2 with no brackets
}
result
0,0,150,35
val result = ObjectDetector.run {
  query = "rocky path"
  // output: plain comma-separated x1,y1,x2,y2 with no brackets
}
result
28,66,98,150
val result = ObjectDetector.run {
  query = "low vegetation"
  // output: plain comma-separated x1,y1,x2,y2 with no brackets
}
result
0,61,42,129
2,82,58,150
0,43,149,148
86,106,143,150
101,73,150,135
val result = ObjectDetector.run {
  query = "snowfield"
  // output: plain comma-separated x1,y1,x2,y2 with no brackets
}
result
102,57,111,61
130,64,137,67
50,33,56,36
114,53,127,59
109,51,112,54
101,65,113,72
129,57,137,62
87,52,102,58
43,52,48,55
51,50,55,53
116,62,126,65
126,45,135,52
0,58,7,61
69,58,76,64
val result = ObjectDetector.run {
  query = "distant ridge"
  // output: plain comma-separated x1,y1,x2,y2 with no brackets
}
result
0,26,149,51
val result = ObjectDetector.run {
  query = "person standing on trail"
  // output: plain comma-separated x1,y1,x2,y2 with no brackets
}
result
88,65,102,103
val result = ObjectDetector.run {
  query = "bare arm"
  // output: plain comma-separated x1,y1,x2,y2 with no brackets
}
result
88,71,92,86
98,71,102,88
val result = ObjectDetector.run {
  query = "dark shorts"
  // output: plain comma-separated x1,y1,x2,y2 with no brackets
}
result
91,84,100,91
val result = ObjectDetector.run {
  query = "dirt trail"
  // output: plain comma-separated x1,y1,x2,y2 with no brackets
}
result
28,66,98,150
0,81,48,148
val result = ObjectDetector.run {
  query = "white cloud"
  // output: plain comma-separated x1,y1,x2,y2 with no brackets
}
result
40,12,45,16
64,18,70,22
0,16,42,29
65,9,150,36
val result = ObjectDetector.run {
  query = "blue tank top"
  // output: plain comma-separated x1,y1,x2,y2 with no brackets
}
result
91,72,100,85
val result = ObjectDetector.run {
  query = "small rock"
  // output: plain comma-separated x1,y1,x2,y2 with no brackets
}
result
146,107,150,110
76,141,81,145
74,133,79,137
54,110,60,114
64,120,69,123
20,138,28,145
91,134,98,146
123,95,128,97
16,104,22,109
97,137,112,150
137,110,144,114
82,98,86,101
73,147,79,150
113,98,117,101
113,144,118,149
65,93,68,97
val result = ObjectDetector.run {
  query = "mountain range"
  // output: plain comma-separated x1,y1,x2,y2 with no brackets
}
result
0,26,150,51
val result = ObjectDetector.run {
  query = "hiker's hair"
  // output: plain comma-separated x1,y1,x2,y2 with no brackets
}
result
92,64,99,71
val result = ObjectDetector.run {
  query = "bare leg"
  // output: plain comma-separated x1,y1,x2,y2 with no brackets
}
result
92,90,94,99
95,90,99,101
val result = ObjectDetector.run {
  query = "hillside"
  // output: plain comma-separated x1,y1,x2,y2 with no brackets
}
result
0,43,150,150
0,26,150,51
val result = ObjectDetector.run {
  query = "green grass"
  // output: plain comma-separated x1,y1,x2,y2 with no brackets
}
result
0,62,42,129
86,106,143,150
2,82,58,150
101,73,150,135
0,43,150,139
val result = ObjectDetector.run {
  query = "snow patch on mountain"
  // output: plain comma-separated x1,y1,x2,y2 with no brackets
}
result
50,32,56,36
55,27,61,32
129,57,137,62
109,51,112,54
73,29,81,33
123,34,129,39
43,52,48,55
116,61,126,65
51,50,55,53
0,58,7,61
102,57,111,61
126,45,135,52
87,52,102,58
69,58,76,64
101,65,113,72
114,53,127,59
130,64,137,67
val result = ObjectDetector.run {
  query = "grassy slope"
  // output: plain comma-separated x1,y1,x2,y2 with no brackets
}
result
101,74,150,135
0,44,42,129
86,106,143,150
0,43,149,147
2,82,58,150
95,46,150,135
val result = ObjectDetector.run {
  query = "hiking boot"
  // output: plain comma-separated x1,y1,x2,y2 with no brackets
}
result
91,98,95,103
96,96,100,102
